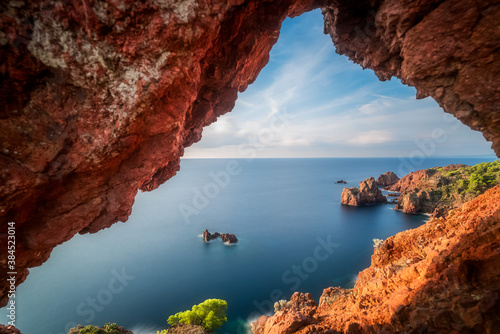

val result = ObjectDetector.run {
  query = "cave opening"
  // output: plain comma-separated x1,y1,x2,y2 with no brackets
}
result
2,4,498,334
186,9,494,162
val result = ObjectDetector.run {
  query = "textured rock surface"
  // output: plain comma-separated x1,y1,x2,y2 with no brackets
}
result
376,171,399,187
0,325,22,334
252,292,318,334
341,177,387,206
252,185,500,333
0,0,499,306
166,324,210,334
0,0,316,305
385,164,467,193
323,0,500,153
389,163,496,217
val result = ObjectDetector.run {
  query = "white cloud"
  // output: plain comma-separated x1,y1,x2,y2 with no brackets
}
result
184,11,494,159
347,130,395,145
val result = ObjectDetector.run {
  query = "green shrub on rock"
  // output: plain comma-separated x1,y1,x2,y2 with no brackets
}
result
69,323,121,334
166,299,228,332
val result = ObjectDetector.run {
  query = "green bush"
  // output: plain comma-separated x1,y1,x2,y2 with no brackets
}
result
445,170,460,177
166,299,228,332
436,160,500,196
72,323,119,334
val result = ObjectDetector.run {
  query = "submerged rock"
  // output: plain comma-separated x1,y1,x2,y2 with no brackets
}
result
341,177,387,206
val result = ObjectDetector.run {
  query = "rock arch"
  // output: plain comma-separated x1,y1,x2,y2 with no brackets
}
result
0,0,498,307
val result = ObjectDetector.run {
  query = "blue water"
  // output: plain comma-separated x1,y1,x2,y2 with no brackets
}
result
2,157,496,334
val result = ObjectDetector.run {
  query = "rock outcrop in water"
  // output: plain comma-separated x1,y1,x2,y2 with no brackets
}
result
388,162,500,217
376,171,399,187
0,0,499,307
341,177,387,206
202,229,238,244
252,185,500,333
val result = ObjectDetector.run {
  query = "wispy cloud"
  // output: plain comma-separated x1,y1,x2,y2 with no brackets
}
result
184,10,493,158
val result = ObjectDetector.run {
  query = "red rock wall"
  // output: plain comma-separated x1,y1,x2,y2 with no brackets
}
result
323,0,500,152
0,0,499,308
0,0,318,306
252,185,500,333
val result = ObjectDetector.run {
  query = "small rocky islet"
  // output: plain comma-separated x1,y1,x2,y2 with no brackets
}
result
202,229,238,244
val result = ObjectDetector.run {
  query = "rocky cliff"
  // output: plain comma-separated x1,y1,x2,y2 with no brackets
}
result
341,177,387,206
252,185,500,333
0,0,499,306
376,171,399,187
389,161,500,217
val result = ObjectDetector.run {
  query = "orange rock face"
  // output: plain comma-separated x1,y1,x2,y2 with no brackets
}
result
252,185,500,333
388,164,486,217
376,171,399,187
0,0,499,308
341,177,387,206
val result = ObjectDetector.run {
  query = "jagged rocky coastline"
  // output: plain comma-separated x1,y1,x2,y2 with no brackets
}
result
341,161,500,218
252,185,500,333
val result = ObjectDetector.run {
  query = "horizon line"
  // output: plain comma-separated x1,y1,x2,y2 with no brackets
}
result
181,155,498,160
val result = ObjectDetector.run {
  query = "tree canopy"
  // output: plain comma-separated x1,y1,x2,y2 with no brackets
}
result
167,298,228,332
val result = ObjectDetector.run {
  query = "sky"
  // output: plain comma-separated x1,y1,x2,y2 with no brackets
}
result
184,9,495,159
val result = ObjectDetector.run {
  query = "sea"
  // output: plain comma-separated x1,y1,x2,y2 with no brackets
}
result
2,157,497,334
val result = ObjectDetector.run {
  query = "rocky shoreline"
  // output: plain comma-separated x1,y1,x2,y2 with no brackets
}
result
341,161,500,218
252,162,500,333
251,185,500,333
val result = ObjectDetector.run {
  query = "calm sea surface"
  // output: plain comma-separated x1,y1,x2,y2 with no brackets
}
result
3,157,496,334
